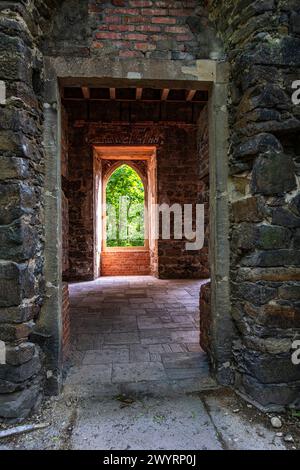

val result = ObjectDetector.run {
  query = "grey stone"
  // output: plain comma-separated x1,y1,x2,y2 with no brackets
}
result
0,261,35,307
0,220,38,261
0,304,36,323
232,223,290,251
251,152,296,196
0,378,19,393
271,417,282,429
0,347,41,383
290,194,300,217
6,342,36,366
232,282,276,305
0,182,36,225
272,207,300,228
240,374,300,410
0,383,41,419
234,133,283,159
231,197,263,223
241,250,300,268
291,13,300,33
278,284,300,300
235,347,300,384
0,156,29,180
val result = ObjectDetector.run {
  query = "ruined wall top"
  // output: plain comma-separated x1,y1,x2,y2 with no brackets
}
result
34,0,223,61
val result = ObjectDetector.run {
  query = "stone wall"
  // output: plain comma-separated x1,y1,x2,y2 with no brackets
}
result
0,2,46,418
208,0,300,408
42,0,222,60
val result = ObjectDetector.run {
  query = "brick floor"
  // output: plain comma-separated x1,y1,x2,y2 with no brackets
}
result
65,276,214,396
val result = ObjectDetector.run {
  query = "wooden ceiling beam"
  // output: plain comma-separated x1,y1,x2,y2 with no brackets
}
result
136,88,143,100
81,86,90,99
110,88,116,100
161,88,170,101
186,89,196,101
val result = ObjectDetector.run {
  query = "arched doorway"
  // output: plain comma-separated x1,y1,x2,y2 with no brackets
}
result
105,164,146,249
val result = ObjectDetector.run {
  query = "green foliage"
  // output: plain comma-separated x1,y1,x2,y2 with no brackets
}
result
106,164,145,247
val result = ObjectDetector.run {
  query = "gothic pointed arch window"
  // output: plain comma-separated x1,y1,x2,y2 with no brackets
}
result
105,164,146,249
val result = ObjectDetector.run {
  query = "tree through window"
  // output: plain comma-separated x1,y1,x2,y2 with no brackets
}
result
106,164,145,247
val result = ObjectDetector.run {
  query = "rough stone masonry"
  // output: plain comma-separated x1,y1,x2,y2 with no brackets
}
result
0,0,299,419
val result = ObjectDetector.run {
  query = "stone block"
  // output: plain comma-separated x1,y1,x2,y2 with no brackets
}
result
234,133,283,159
0,182,36,225
240,374,300,410
0,347,41,383
236,267,300,282
291,13,300,33
260,303,300,328
278,283,300,300
0,382,41,419
251,152,296,196
231,197,263,223
0,322,32,342
232,281,276,305
0,219,38,261
0,131,40,160
235,346,300,384
6,342,35,366
232,223,290,251
0,107,38,137
0,156,29,180
0,304,36,324
241,250,300,268
0,378,19,394
0,261,35,307
272,207,300,228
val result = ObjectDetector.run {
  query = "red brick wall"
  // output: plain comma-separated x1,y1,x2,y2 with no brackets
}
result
101,251,150,275
64,101,210,280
